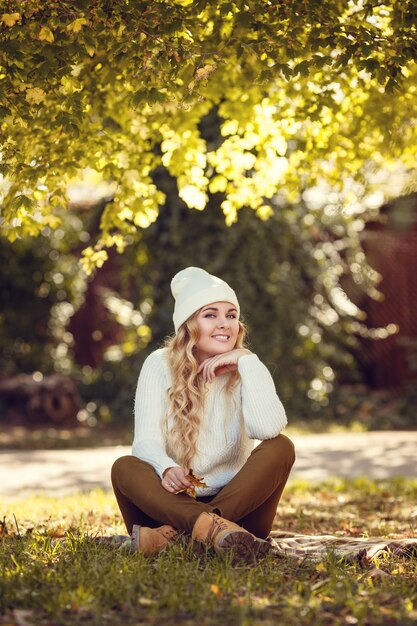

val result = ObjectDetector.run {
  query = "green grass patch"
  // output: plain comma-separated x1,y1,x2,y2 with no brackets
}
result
1,479,416,626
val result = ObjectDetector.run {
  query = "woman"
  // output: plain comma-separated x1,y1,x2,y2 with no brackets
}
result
111,267,295,562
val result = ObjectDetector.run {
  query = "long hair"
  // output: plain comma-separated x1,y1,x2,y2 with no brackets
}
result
164,310,246,469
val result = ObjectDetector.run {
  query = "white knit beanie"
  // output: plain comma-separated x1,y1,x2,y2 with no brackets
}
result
171,267,240,332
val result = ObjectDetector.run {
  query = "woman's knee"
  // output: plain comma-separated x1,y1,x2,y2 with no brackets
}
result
111,455,159,491
278,433,296,465
260,433,296,466
111,455,137,487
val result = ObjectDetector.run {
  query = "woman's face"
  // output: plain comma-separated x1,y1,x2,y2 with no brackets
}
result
194,301,239,363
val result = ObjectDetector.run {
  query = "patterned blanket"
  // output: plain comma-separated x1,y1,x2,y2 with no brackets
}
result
94,531,417,565
268,531,417,565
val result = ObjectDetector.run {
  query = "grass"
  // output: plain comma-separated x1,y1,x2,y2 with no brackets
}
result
1,478,416,626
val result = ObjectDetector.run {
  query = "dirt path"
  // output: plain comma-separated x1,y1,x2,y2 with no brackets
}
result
2,430,416,499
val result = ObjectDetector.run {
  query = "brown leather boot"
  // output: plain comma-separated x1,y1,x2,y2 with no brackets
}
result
192,512,271,563
131,524,178,556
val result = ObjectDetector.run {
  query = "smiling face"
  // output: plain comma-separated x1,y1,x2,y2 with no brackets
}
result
194,301,240,363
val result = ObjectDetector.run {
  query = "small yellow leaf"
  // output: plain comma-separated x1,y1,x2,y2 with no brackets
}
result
47,526,66,538
1,12,21,27
68,18,88,34
138,597,157,606
38,26,54,43
210,584,222,596
194,64,217,82
315,562,326,573
188,64,217,93
256,204,274,221
25,87,46,104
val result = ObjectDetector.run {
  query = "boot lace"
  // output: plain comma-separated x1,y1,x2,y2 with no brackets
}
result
207,514,233,542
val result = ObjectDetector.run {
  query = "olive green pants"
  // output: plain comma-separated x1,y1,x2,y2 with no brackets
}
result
111,434,295,539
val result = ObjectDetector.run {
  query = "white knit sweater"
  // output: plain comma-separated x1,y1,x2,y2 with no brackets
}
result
132,348,287,496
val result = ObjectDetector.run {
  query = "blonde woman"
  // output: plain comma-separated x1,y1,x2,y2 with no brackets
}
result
111,267,295,562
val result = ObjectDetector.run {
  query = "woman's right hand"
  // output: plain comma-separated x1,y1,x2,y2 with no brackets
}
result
161,466,192,494
197,348,252,383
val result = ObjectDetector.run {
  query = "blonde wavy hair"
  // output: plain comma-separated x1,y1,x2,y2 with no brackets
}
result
164,310,246,469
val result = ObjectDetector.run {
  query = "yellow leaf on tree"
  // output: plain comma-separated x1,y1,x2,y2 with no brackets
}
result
195,64,217,82
25,87,46,104
1,13,21,27
188,64,217,93
68,18,89,34
256,204,274,221
38,26,54,42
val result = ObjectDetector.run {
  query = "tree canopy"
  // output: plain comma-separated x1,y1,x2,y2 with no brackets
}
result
1,0,417,265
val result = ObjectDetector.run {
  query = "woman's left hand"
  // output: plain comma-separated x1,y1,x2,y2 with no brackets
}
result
197,348,252,383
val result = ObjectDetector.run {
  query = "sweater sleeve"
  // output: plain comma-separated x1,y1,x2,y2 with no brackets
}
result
238,353,287,439
132,350,180,478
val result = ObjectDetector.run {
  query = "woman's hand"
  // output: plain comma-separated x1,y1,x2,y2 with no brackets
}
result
197,348,252,384
161,466,192,494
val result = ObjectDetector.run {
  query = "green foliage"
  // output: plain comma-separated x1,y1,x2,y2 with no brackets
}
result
2,0,416,425
0,212,87,377
0,238,57,376
1,0,417,247
1,480,417,626
0,172,397,426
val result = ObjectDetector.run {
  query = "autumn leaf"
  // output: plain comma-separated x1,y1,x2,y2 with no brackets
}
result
195,64,217,81
177,469,208,498
138,597,157,606
1,13,21,27
210,584,222,596
25,88,46,105
46,525,67,538
188,63,217,93
315,562,326,572
38,26,54,42
68,18,89,34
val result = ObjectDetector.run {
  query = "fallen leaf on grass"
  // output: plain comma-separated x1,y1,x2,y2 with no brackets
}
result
46,525,67,538
138,597,157,606
210,584,222,597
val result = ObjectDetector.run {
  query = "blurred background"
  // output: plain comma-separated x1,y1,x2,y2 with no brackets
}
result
1,170,416,448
